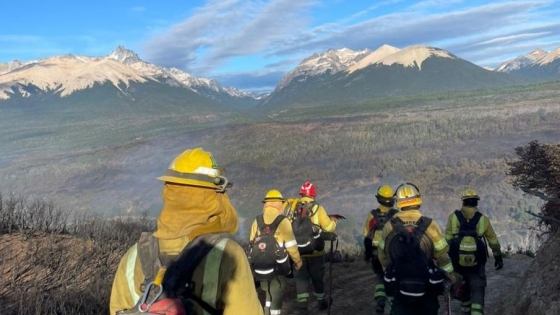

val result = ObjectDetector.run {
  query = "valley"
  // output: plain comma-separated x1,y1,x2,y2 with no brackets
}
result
1,80,559,249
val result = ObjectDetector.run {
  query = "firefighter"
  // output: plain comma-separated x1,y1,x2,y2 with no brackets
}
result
249,189,303,315
445,188,504,315
288,181,337,315
363,184,399,313
378,183,461,315
109,148,263,315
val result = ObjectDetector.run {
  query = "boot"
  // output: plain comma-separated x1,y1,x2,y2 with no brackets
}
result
375,298,386,314
317,297,333,311
295,307,308,315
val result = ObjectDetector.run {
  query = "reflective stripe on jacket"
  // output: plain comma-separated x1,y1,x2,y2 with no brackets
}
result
444,206,502,255
109,236,264,315
250,206,302,267
378,209,454,274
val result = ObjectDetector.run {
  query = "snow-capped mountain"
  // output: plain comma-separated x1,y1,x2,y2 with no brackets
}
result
494,46,560,80
372,45,456,69
262,44,523,109
275,47,370,91
534,46,560,66
495,49,548,72
347,44,401,73
0,46,260,103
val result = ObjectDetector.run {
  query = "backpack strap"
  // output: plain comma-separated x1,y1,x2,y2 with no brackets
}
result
414,216,432,236
388,209,399,217
455,210,483,236
137,232,166,291
257,214,286,235
307,202,319,217
163,234,226,315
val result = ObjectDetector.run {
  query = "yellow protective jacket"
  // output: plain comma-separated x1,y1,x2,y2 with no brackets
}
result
363,205,399,247
109,184,263,315
249,203,302,267
444,206,502,256
285,196,336,257
378,209,454,274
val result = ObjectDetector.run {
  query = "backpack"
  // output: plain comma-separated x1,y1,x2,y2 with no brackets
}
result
364,208,399,273
383,216,446,301
116,233,225,315
448,211,488,269
365,208,399,243
247,215,291,281
291,201,324,255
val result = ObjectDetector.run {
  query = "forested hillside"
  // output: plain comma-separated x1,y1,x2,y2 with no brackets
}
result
1,81,560,249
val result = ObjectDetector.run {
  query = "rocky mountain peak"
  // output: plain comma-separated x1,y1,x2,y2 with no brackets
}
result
108,46,141,65
495,48,549,72
347,44,401,73
376,45,455,70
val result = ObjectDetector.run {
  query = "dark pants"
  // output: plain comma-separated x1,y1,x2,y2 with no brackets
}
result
260,276,286,315
371,251,386,303
458,265,487,315
390,292,439,315
295,255,326,305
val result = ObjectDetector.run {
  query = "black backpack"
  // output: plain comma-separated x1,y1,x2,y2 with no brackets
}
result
383,216,446,301
448,211,488,270
291,201,324,255
247,215,291,281
365,208,399,244
364,208,399,273
116,233,225,315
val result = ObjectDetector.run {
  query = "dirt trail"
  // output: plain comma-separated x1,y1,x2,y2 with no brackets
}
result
270,254,533,315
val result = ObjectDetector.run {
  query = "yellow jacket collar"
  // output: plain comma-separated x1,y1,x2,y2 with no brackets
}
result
153,183,238,240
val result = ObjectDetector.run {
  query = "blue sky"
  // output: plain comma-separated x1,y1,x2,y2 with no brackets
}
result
1,0,560,93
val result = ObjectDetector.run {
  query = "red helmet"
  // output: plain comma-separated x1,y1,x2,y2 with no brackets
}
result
299,181,316,198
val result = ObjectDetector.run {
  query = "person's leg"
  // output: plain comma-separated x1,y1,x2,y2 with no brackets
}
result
295,257,311,315
268,276,286,315
372,256,387,313
423,291,440,315
469,265,487,315
308,255,328,309
260,280,271,315
460,270,473,314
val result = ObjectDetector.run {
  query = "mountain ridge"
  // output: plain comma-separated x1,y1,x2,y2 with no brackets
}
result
0,46,261,104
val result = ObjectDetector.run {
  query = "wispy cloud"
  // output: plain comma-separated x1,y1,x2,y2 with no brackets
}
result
143,0,317,74
141,0,560,91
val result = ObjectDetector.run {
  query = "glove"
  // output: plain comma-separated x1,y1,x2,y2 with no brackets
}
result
445,271,463,296
328,214,346,220
447,271,463,285
494,255,504,270
294,260,303,271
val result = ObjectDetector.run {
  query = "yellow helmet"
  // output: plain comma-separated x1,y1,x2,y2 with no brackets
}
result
376,185,395,207
157,148,231,192
461,189,480,200
262,189,285,203
395,183,422,209
377,185,394,198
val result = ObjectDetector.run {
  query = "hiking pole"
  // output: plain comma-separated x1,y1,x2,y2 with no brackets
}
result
446,291,452,315
327,234,337,315
444,279,452,315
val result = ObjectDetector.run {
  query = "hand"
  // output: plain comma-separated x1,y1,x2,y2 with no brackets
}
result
328,214,346,220
447,271,463,285
494,255,504,270
294,260,303,271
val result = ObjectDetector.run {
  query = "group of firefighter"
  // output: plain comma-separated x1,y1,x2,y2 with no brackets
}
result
109,147,504,315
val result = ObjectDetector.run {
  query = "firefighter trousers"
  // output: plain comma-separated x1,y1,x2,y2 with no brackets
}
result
458,264,487,315
295,255,326,304
260,276,286,315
